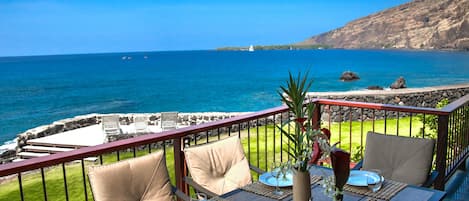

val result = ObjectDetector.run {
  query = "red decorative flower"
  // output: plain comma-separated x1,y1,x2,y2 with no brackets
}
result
321,128,331,139
294,117,307,124
309,128,332,165
309,141,322,165
294,117,307,132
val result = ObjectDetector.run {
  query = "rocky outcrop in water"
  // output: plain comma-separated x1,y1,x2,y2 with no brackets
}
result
390,77,407,89
299,0,469,50
367,86,384,90
340,71,360,81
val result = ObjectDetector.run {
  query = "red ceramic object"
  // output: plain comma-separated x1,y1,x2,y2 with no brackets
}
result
330,148,351,201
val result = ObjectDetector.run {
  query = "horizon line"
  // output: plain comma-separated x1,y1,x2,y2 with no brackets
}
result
0,49,217,59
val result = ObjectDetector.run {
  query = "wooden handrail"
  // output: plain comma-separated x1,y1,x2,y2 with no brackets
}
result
434,93,469,190
441,94,469,112
314,99,450,115
434,115,449,190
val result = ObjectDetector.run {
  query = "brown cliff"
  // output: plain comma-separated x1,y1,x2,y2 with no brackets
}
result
299,0,469,50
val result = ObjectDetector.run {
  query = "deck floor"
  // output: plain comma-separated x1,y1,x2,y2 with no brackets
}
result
445,171,469,201
445,157,469,201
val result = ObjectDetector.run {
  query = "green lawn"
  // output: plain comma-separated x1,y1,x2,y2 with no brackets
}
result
0,117,427,201
328,116,426,160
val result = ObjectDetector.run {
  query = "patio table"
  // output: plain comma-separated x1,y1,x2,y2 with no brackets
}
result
217,166,446,201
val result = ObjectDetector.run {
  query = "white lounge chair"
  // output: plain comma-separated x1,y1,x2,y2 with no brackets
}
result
134,115,149,134
101,115,121,142
161,112,178,131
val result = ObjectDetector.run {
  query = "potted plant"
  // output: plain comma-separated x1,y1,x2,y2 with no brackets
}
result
278,72,331,201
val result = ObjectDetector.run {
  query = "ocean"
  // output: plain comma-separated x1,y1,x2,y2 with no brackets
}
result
0,49,468,144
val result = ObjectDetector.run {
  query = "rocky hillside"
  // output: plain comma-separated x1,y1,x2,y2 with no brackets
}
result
299,0,469,50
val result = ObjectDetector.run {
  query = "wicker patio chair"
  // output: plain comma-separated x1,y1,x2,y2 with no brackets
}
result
183,136,263,198
353,132,438,187
88,151,190,201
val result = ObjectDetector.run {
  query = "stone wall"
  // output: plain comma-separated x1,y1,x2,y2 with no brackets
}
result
307,83,469,122
2,112,264,163
0,111,285,163
15,112,252,149
15,114,100,149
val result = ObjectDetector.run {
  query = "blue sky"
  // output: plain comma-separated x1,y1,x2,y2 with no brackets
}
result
0,0,409,56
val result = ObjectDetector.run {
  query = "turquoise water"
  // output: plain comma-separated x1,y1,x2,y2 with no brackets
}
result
0,50,468,144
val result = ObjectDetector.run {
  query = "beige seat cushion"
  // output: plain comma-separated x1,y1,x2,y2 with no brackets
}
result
88,151,172,201
363,132,435,186
184,136,252,195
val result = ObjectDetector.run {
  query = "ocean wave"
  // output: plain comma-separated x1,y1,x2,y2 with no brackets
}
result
0,86,44,94
2,138,16,145
1,138,17,153
51,100,135,116
252,91,276,100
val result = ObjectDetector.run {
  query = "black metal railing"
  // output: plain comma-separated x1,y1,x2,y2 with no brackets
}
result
440,94,469,185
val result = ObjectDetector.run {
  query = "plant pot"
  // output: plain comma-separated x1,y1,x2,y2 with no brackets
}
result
293,170,311,201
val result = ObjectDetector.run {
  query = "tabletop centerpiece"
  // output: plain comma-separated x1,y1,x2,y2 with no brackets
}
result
278,72,351,201
278,72,332,201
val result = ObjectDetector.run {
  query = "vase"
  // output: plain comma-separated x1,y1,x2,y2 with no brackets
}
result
293,170,311,201
330,148,351,201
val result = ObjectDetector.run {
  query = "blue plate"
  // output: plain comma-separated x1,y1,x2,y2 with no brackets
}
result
259,170,293,187
346,170,382,186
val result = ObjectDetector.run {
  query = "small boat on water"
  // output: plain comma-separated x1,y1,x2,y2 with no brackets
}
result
248,45,254,52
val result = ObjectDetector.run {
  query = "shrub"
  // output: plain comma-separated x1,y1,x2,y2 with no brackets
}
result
417,98,449,139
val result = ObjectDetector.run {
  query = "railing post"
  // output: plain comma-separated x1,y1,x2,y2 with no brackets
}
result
312,102,321,129
174,137,188,199
435,114,449,190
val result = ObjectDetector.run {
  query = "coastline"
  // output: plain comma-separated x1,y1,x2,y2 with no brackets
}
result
1,82,468,163
4,83,469,144
308,83,469,122
308,82,469,96
0,83,469,148
3,83,469,147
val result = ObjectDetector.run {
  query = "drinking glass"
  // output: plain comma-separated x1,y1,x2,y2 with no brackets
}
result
367,169,384,193
271,162,284,196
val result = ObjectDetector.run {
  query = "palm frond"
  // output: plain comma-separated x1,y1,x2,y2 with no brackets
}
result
277,71,316,172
